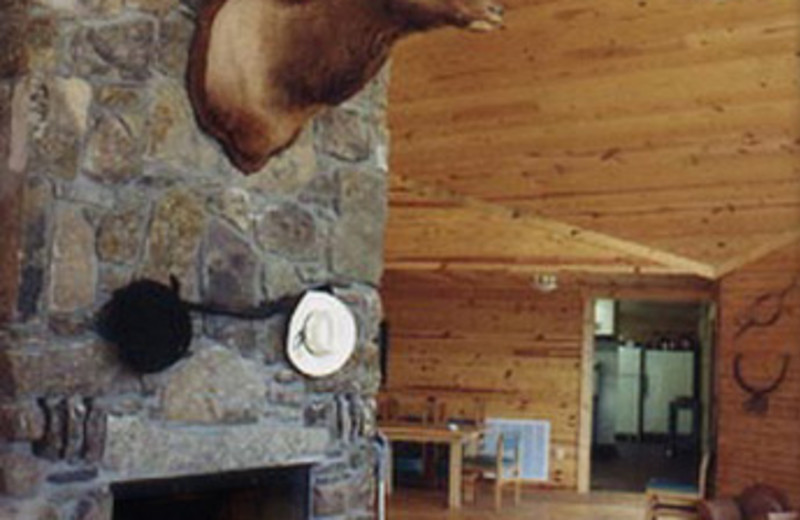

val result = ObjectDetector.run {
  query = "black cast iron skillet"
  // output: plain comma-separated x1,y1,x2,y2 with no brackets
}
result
96,277,302,374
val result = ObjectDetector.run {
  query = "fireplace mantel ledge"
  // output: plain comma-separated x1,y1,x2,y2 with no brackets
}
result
103,416,331,480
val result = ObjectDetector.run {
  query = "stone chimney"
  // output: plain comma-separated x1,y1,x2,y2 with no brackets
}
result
0,1,388,517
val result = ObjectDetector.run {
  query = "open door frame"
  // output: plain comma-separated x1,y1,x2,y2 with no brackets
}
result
576,278,717,494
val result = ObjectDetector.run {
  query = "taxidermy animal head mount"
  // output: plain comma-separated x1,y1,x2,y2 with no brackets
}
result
187,0,504,174
733,353,791,415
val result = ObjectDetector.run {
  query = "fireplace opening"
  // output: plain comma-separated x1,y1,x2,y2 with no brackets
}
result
111,465,311,520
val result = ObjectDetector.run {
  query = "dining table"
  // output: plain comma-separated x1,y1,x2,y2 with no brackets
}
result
379,421,484,509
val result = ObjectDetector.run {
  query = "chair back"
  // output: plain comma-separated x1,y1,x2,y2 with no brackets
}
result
382,393,435,424
698,451,712,497
494,431,523,478
435,397,486,426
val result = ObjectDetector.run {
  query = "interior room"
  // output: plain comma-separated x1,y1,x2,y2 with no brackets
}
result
0,0,798,519
591,299,713,493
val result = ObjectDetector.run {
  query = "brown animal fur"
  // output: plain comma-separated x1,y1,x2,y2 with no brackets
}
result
187,0,503,174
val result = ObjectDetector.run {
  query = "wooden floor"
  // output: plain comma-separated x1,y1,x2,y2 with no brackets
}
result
387,487,646,520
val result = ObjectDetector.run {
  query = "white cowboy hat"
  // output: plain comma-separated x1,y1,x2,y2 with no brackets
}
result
287,291,357,377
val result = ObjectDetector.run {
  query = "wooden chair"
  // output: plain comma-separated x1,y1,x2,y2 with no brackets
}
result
645,452,712,520
379,393,437,485
463,432,523,510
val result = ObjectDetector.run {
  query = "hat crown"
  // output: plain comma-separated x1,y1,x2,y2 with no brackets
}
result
304,311,334,355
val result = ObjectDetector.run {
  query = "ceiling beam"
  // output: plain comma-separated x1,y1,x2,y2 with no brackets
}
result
713,231,800,279
389,175,718,279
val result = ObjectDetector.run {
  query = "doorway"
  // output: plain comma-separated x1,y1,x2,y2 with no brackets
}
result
589,299,714,493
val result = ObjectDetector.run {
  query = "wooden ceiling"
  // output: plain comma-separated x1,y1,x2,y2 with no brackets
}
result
384,0,800,279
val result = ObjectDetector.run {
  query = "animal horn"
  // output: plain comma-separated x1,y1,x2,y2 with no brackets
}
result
733,353,791,396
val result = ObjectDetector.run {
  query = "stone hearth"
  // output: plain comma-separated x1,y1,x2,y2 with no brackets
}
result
0,1,389,518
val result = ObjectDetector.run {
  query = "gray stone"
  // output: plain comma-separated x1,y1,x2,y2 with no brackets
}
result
0,81,13,157
103,416,329,477
315,108,371,163
72,18,155,82
331,170,387,284
160,346,267,424
156,11,194,77
83,109,144,184
299,170,339,211
313,459,350,484
206,187,253,235
26,16,59,72
263,254,303,301
127,0,177,13
0,401,46,441
97,204,148,264
0,501,59,520
307,357,363,394
47,311,93,336
74,489,112,520
201,221,261,308
93,85,143,111
83,402,107,463
256,203,322,261
0,451,44,497
33,397,67,461
50,204,97,313
18,176,53,320
141,188,206,292
202,317,259,358
72,0,124,15
360,341,382,396
258,315,289,365
64,396,87,462
144,79,218,170
334,285,382,343
295,263,333,286
243,126,318,197
351,466,376,512
313,479,349,517
267,378,305,408
0,338,118,398
0,8,27,79
60,176,116,209
28,76,91,180
341,64,390,117
304,398,336,429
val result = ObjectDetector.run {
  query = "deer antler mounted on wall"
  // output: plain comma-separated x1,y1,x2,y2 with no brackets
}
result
733,353,791,415
187,0,504,174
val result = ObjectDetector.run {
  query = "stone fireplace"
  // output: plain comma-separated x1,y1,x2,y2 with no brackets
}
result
0,1,388,518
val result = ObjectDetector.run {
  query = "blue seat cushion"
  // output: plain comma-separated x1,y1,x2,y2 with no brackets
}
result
463,454,515,469
394,456,424,474
646,478,698,494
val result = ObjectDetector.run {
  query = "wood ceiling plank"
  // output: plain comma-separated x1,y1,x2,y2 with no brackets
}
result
386,176,717,276
386,0,800,272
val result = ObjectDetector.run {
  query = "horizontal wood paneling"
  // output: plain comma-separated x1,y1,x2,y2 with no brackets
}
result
716,240,800,505
388,0,800,272
382,270,586,488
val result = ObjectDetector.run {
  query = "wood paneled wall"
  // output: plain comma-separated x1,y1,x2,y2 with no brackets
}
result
716,241,800,505
381,270,586,488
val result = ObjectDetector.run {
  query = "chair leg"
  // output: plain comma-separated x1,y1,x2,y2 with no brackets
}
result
645,494,657,520
462,471,479,504
514,478,522,505
494,481,502,511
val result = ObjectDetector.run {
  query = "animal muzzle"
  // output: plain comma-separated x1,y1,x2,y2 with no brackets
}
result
468,3,504,31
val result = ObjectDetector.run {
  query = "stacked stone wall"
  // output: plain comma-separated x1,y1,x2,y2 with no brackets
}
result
0,1,389,517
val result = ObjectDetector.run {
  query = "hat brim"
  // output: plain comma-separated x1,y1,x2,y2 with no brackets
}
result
287,291,357,377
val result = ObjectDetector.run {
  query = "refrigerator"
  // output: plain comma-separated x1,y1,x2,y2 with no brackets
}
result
615,344,642,437
614,345,695,438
